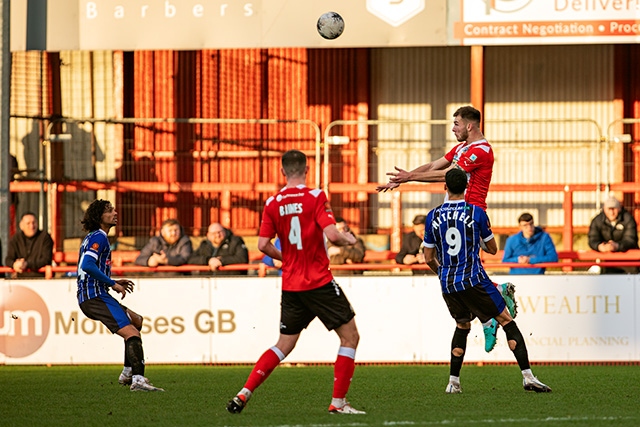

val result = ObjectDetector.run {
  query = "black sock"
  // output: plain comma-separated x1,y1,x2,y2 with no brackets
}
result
450,327,470,377
503,321,530,371
125,336,145,377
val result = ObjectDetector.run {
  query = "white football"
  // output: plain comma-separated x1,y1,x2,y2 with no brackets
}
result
317,12,345,40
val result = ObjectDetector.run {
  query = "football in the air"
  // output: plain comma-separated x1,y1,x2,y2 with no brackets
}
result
317,12,345,40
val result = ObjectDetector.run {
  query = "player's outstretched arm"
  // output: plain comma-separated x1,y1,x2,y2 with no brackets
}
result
376,157,452,192
375,181,400,192
392,158,454,184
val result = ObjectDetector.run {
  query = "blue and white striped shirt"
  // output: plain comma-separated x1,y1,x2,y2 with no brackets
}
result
76,229,113,304
423,199,494,294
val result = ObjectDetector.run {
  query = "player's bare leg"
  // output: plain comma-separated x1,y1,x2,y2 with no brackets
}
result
495,310,551,393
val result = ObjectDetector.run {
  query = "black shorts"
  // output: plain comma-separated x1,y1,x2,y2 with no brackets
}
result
280,280,355,335
442,277,505,324
79,294,131,334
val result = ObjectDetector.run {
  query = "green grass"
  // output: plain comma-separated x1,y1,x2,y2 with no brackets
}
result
0,364,636,426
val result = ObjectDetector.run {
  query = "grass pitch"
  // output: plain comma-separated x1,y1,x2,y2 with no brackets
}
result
0,364,636,427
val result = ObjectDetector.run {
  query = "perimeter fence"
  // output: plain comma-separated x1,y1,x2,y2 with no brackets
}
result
6,115,640,257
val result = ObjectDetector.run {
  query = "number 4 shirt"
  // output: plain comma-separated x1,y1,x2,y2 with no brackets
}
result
259,185,336,291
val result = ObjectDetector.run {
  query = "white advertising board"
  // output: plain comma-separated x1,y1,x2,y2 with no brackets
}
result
14,0,640,51
450,0,640,45
1,275,638,364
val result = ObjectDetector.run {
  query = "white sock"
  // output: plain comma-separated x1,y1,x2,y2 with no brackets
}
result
239,387,253,401
521,369,533,379
122,366,132,376
449,375,460,384
331,397,346,408
132,374,145,384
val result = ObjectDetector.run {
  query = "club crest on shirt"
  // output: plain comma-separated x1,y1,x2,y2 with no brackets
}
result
469,154,477,162
324,201,333,212
90,243,100,251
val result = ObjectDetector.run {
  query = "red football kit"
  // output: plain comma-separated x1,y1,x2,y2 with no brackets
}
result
444,138,494,211
259,184,335,291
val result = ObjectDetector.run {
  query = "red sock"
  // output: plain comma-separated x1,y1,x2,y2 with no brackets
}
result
244,348,282,392
333,354,355,399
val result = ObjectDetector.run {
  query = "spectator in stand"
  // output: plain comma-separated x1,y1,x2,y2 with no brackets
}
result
261,237,282,276
188,222,249,276
395,214,428,275
502,213,558,275
5,212,54,278
327,217,366,275
588,196,639,274
135,218,192,268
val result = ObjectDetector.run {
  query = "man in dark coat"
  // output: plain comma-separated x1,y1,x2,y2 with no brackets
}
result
135,218,193,268
5,212,54,278
588,196,639,274
395,214,429,275
188,223,249,276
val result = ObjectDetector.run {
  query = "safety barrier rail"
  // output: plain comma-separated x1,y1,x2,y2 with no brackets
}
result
2,249,639,279
10,180,640,254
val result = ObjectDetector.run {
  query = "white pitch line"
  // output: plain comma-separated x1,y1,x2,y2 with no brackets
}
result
224,415,636,427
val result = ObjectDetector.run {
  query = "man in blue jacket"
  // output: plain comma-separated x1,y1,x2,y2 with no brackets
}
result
502,213,558,274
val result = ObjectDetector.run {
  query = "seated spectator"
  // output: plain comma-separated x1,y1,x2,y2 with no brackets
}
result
327,217,366,275
188,223,249,276
261,237,282,276
5,212,54,278
395,214,428,275
502,212,558,275
588,196,639,274
135,218,193,268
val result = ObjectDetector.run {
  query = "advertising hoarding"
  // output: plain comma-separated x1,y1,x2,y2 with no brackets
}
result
1,275,637,364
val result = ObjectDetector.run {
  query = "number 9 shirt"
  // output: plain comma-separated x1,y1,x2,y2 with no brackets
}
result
423,199,494,294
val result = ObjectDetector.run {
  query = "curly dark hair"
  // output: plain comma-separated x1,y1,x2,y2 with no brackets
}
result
81,199,112,232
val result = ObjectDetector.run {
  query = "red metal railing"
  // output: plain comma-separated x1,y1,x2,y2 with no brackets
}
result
10,180,640,253
3,249,639,279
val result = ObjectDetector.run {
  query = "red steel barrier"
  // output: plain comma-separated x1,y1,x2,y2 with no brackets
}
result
2,249,639,279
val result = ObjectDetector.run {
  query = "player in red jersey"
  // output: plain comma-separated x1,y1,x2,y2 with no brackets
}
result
377,106,515,353
227,149,366,415
376,105,493,210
